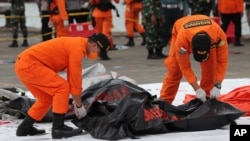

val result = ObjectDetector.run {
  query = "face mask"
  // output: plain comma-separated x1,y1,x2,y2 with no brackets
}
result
87,52,99,60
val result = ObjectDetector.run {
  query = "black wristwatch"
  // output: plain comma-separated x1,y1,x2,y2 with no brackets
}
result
214,84,221,89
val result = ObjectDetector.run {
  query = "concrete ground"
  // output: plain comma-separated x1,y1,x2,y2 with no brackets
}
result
0,27,250,91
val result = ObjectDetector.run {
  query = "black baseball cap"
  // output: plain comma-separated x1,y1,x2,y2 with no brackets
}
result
89,33,111,52
192,31,211,62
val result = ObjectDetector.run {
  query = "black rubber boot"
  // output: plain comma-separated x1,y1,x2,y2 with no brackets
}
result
16,115,45,136
21,39,29,47
52,113,82,139
234,39,244,47
147,48,161,59
100,50,111,60
9,40,18,48
140,33,146,46
124,37,135,46
156,47,167,58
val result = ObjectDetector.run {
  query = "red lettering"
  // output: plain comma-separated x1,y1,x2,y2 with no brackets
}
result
120,86,130,97
104,91,113,101
144,109,151,121
144,106,164,121
112,89,121,100
171,115,178,121
90,86,141,107
150,106,162,117
162,112,169,120
96,92,107,101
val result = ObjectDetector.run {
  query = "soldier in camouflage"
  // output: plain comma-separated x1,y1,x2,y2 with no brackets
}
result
142,0,165,59
9,0,28,47
188,0,216,16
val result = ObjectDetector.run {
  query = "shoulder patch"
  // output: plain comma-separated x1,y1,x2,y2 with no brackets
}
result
183,19,212,29
179,47,187,55
218,40,226,46
211,39,226,48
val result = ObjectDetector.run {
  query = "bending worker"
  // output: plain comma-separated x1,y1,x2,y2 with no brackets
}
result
14,33,110,139
160,15,228,104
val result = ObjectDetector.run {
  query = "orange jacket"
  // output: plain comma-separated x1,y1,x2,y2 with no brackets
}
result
49,0,68,20
91,0,120,17
17,37,87,96
125,0,142,11
171,15,228,84
218,0,244,14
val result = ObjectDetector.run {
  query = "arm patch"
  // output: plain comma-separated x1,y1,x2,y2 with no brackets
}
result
179,47,187,55
183,19,212,29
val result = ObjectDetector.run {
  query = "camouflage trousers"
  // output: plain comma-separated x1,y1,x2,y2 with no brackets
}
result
143,17,163,49
10,15,28,39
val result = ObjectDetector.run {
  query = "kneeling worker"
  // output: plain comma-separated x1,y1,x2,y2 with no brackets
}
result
160,15,228,104
14,33,110,139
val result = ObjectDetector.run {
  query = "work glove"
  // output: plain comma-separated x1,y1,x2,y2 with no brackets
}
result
195,88,206,102
73,101,87,119
48,20,54,28
210,86,221,99
63,20,69,27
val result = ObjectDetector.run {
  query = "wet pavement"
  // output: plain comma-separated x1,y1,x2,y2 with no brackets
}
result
0,27,250,90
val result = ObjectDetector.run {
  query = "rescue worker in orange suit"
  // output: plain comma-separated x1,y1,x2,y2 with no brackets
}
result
160,15,228,104
49,0,69,37
14,33,111,139
123,0,146,46
90,0,120,60
218,0,244,46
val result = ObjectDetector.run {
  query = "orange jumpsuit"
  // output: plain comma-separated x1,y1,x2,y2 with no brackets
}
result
91,0,120,47
124,0,145,37
160,15,228,104
49,0,69,37
218,0,244,14
14,37,87,121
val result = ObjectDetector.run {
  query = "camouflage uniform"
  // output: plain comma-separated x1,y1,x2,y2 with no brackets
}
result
9,0,28,47
188,0,216,16
142,0,164,59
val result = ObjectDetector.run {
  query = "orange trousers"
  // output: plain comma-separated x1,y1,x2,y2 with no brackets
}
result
14,57,70,121
125,9,145,37
50,15,69,37
160,50,217,104
93,16,114,47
